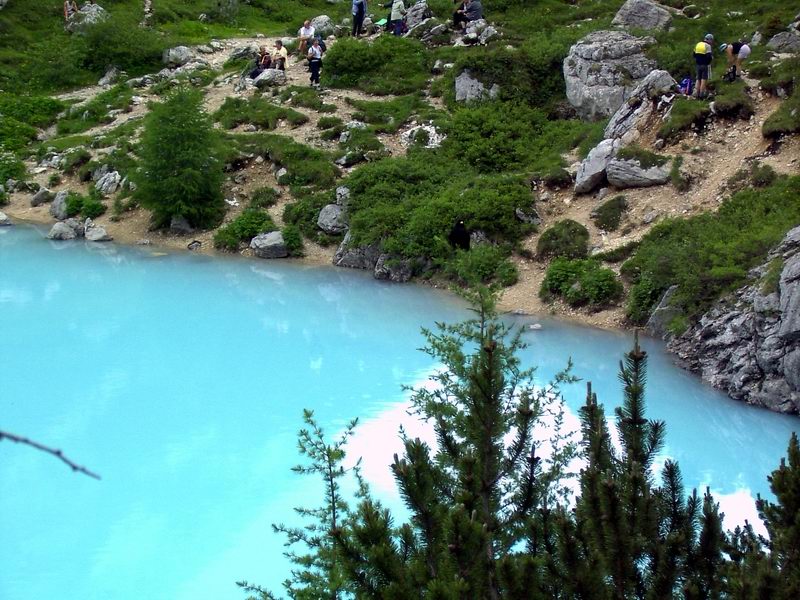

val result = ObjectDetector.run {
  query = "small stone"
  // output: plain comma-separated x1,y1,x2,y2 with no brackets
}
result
0,211,13,226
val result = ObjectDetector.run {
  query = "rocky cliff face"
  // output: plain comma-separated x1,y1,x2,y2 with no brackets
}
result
668,226,800,415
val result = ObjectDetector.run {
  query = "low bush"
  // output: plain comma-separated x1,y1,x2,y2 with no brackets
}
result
711,80,755,119
537,219,589,259
82,17,166,75
213,208,276,251
62,148,92,174
57,84,133,135
622,175,800,324
317,116,344,130
232,133,338,188
347,94,425,133
0,150,26,182
250,187,281,208
282,224,304,257
65,190,106,220
593,241,641,264
0,94,64,128
540,258,623,308
283,190,333,241
278,86,337,113
0,116,38,151
658,99,711,141
444,245,519,287
323,36,429,95
616,146,669,169
214,96,308,130
760,58,800,96
763,94,800,139
670,156,691,192
591,195,628,231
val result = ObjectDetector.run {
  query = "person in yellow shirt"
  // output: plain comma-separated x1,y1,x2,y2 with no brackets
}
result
273,40,288,71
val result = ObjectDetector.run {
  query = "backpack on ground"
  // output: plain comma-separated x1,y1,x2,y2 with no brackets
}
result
722,65,737,83
679,77,693,96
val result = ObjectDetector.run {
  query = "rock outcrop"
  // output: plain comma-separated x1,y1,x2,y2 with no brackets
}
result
254,68,287,88
374,254,413,283
310,15,335,37
65,3,109,34
163,46,193,67
0,211,12,226
47,222,77,240
251,231,288,258
405,1,432,30
563,30,657,121
603,69,677,142
767,30,800,53
668,227,800,414
612,0,672,31
333,231,381,270
575,138,619,194
454,70,499,103
606,158,670,188
317,204,348,234
50,190,69,220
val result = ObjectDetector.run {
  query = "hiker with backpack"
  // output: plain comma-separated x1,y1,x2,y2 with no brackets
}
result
308,38,324,88
720,40,752,81
693,33,714,99
352,0,368,37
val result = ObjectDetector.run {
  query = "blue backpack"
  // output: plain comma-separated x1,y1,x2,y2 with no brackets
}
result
679,77,693,96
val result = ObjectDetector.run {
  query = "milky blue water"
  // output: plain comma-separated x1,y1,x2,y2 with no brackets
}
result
1,225,797,600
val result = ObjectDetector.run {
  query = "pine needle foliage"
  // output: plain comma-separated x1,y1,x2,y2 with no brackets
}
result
134,86,224,229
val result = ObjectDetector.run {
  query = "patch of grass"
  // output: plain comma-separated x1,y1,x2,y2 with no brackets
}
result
0,150,26,182
317,116,344,130
62,148,93,174
622,174,800,324
658,99,712,141
0,189,7,206
711,80,755,119
670,156,691,192
763,94,800,139
282,224,305,257
323,36,430,95
65,190,106,220
0,94,65,128
761,58,800,96
250,187,281,209
0,116,38,151
761,257,784,295
444,245,519,287
213,208,277,251
347,94,426,133
591,195,628,231
593,241,641,264
232,133,338,188
540,258,623,309
214,96,308,130
616,145,669,169
56,84,133,136
278,86,337,113
667,314,690,337
40,135,94,154
537,219,589,259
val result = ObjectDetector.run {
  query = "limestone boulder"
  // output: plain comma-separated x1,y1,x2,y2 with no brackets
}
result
612,0,672,31
606,158,670,189
254,68,287,88
767,30,800,53
563,30,657,121
95,171,121,196
574,138,619,194
405,1,432,30
84,219,113,242
454,69,499,103
310,15,335,37
65,3,109,34
374,254,413,283
50,190,70,220
229,44,260,61
64,218,85,237
47,222,77,240
317,204,348,234
333,231,381,270
163,46,193,67
604,69,677,142
31,188,54,207
251,231,289,259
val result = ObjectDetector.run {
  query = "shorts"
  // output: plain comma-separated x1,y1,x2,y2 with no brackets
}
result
696,65,709,81
737,46,751,60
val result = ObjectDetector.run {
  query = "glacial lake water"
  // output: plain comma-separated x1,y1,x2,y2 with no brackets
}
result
1,224,798,600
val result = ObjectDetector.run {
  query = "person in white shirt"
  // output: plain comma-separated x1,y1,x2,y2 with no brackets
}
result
297,20,315,57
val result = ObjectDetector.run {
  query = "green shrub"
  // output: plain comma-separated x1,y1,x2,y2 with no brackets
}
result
323,36,429,95
283,190,332,240
250,187,281,208
317,116,344,130
0,94,64,128
761,257,784,295
0,150,26,182
214,96,308,130
82,16,166,75
763,95,800,139
622,175,800,323
57,84,133,135
667,314,690,336
540,258,623,308
445,245,518,287
0,116,38,151
658,99,711,141
0,188,7,206
761,58,800,96
591,195,628,231
670,156,691,192
593,241,641,264
213,208,276,251
64,190,106,219
616,146,669,169
135,87,225,229
278,86,337,113
537,219,589,259
282,224,304,257
347,94,425,133
48,173,62,188
711,80,755,119
62,148,92,174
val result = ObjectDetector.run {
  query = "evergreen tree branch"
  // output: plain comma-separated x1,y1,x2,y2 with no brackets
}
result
0,429,100,480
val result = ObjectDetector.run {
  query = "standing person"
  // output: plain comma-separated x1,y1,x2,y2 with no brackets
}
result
272,40,288,71
308,38,323,88
64,0,78,20
693,33,714,99
352,0,368,37
390,0,406,36
297,20,315,58
453,0,468,30
464,0,483,23
721,40,751,79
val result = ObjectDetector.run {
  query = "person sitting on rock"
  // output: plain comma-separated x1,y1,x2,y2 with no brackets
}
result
297,20,315,57
720,40,751,79
453,0,468,30
308,38,324,88
464,0,483,23
693,33,714,99
249,47,271,79
273,40,288,71
64,0,78,20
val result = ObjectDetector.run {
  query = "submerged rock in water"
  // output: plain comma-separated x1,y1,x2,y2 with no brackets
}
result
47,222,77,240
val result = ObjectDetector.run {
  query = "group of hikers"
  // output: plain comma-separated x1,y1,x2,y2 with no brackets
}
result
63,0,98,21
453,0,483,31
248,21,326,87
689,32,752,99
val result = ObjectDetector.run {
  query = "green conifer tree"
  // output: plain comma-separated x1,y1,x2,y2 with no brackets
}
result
135,86,224,229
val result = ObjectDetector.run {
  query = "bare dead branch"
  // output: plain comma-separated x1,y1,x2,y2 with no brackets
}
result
0,429,101,480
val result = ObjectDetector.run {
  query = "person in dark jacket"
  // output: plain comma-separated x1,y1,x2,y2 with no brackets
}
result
464,0,483,22
693,33,714,99
249,46,272,79
448,220,470,251
453,0,469,30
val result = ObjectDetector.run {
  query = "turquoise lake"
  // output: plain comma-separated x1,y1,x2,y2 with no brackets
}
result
1,224,798,599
